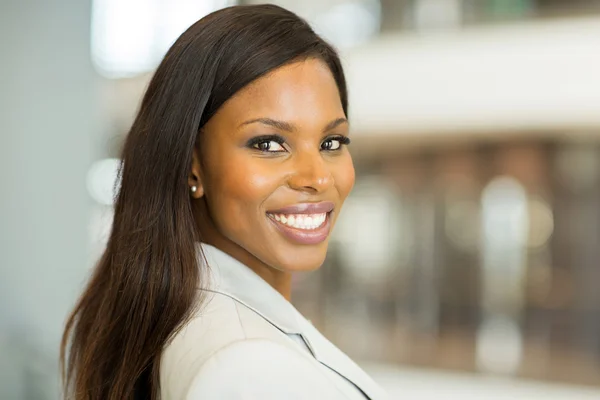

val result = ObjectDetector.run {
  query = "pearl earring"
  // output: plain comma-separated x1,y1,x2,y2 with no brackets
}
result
191,186,197,193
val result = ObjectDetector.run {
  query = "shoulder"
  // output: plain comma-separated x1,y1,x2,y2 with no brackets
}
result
161,290,278,364
178,339,339,400
160,292,329,399
159,292,242,398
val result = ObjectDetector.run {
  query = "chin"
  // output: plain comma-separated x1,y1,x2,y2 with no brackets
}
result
274,244,329,272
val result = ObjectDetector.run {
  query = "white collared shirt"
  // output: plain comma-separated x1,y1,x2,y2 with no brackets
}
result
159,243,388,400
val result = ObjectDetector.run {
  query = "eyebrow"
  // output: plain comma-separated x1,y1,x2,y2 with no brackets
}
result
239,117,348,133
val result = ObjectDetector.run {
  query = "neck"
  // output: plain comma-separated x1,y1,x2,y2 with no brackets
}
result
206,236,293,300
251,261,293,301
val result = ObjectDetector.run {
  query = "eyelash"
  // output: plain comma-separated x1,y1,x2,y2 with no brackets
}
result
246,134,351,153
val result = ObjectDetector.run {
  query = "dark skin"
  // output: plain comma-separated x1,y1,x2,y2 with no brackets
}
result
188,59,355,300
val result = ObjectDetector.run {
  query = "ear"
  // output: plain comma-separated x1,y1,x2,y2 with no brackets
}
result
188,145,205,199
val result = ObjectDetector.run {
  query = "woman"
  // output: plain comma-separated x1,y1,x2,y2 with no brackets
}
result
62,4,387,400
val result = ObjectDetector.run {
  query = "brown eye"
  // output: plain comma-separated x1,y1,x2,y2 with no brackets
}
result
258,141,271,151
252,140,285,152
321,139,341,151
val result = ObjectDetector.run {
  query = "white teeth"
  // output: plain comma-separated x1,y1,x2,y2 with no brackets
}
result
268,213,327,230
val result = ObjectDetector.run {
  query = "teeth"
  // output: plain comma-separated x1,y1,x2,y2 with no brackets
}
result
268,213,327,230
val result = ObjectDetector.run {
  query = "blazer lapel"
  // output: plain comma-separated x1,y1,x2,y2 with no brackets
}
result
300,320,388,400
199,243,387,400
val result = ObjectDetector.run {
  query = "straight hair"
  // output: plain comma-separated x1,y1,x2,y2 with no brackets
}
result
61,4,348,399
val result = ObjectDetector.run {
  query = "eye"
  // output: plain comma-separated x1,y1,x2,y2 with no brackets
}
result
254,140,285,152
246,135,287,153
321,136,350,151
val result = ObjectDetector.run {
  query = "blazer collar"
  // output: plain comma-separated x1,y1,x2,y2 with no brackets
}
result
198,243,305,335
197,243,386,400
298,318,388,400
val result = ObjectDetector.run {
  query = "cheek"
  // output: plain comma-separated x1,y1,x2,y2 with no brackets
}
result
333,155,355,200
206,159,281,228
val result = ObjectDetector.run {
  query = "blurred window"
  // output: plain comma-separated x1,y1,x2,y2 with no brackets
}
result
91,0,236,78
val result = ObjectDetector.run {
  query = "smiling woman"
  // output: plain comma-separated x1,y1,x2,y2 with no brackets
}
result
192,59,355,281
61,4,387,400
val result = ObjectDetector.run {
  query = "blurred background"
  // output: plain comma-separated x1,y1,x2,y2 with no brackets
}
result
2,0,600,399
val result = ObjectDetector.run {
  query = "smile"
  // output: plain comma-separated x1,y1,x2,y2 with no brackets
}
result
268,213,327,230
266,202,335,245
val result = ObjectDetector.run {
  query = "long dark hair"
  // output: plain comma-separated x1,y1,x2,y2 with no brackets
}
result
61,4,348,400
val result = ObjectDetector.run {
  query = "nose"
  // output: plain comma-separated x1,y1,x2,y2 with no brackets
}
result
287,150,334,194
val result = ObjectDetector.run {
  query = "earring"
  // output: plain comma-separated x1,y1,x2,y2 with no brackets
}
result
191,186,197,193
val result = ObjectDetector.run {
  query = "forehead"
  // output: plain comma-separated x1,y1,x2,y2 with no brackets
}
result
212,58,344,127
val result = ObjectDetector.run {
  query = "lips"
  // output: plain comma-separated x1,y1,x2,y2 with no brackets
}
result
266,202,334,245
267,201,334,215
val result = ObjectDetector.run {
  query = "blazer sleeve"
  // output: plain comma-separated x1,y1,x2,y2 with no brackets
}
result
184,338,344,400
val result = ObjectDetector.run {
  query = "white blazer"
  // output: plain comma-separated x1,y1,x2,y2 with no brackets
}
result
160,243,388,400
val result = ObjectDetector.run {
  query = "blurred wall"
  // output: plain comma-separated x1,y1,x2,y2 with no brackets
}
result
0,0,100,398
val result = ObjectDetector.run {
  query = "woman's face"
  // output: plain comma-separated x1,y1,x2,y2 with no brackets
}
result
190,58,354,276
